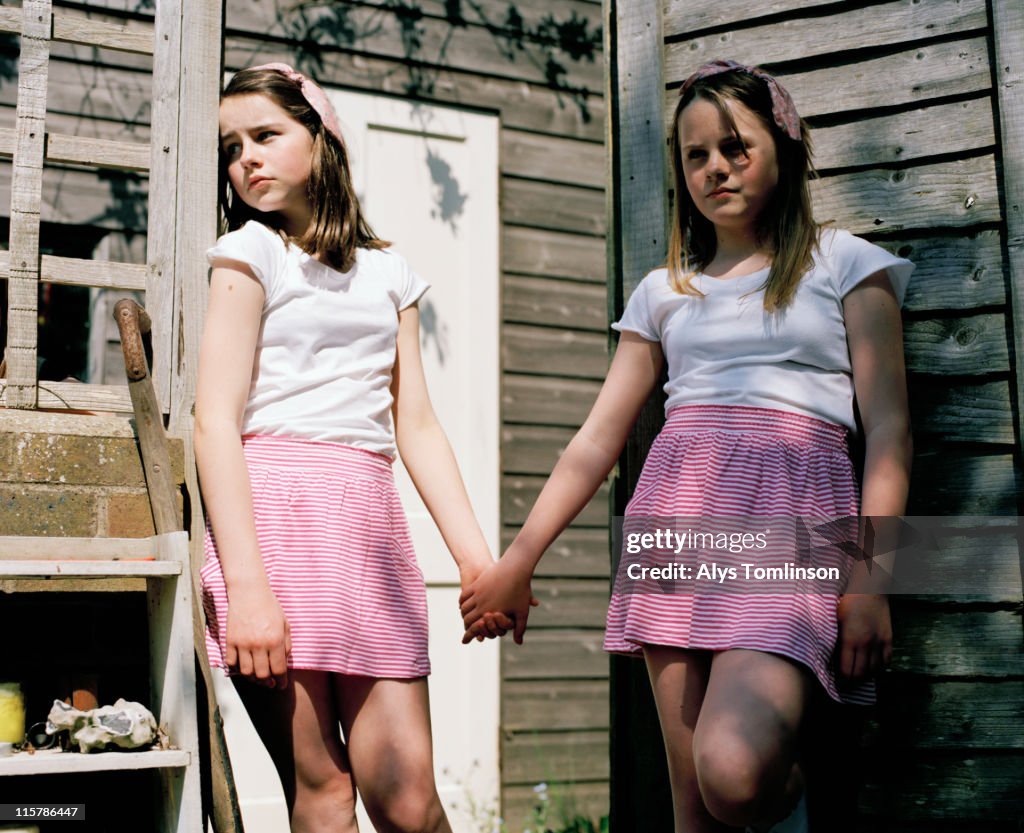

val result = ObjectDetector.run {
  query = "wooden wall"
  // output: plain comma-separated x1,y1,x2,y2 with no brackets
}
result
0,0,612,825
611,0,1024,829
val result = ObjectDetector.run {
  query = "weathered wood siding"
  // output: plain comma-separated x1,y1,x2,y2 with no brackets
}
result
612,0,1024,829
1,0,611,825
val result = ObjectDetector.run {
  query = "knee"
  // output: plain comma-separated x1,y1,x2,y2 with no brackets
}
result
694,732,773,827
291,770,358,831
363,779,446,833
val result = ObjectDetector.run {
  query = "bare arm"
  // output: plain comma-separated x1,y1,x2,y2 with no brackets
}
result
460,332,665,641
391,304,511,619
838,270,913,679
194,261,290,687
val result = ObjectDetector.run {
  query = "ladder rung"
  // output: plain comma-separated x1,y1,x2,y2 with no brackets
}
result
0,536,157,561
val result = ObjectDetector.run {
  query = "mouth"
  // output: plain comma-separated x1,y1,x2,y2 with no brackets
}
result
707,188,736,198
248,176,271,190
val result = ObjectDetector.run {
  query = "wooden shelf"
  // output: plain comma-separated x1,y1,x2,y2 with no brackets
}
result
0,561,180,578
0,747,189,776
0,536,157,560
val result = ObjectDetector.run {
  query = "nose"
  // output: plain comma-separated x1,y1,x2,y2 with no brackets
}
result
238,139,261,169
705,150,729,179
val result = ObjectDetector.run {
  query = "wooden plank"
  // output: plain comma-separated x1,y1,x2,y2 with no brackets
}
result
503,374,601,427
504,679,610,731
146,0,182,412
502,128,605,188
502,629,608,679
812,98,995,171
811,155,1001,235
504,423,573,474
45,132,150,171
860,755,1024,820
0,560,180,577
0,252,147,291
223,0,603,93
502,177,607,236
3,381,134,412
663,0,834,34
504,274,608,331
530,578,609,628
909,451,1018,515
0,747,189,776
501,527,611,578
503,324,609,379
503,730,609,783
224,40,605,142
903,314,1008,376
991,0,1024,471
0,536,155,560
503,780,609,831
665,0,988,77
894,231,1005,313
908,378,1014,445
52,10,154,54
866,678,1024,749
664,38,994,127
503,476,610,527
503,226,606,280
168,0,222,430
891,529,1023,603
4,0,53,408
889,607,1024,676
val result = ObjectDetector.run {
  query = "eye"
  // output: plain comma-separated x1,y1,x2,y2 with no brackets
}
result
685,149,706,161
222,141,240,159
722,139,747,158
257,130,276,142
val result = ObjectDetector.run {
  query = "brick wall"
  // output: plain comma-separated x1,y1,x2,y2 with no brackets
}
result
0,410,184,538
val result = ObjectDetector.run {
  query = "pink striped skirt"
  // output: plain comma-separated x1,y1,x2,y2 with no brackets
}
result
604,404,873,704
200,435,430,678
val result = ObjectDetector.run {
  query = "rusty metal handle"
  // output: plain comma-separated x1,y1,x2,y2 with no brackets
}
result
113,298,152,382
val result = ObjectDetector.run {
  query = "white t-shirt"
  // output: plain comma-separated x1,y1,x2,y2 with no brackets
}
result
613,228,914,432
206,221,429,457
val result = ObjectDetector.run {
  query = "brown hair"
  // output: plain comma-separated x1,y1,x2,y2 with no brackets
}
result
219,67,388,272
667,68,817,311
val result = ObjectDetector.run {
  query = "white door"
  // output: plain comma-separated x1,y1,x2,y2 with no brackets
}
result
213,91,501,833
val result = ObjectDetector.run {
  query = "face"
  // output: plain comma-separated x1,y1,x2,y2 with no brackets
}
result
220,93,314,235
677,96,779,238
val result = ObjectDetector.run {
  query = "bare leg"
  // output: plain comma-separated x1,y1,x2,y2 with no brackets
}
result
234,671,359,833
334,675,451,833
643,645,730,833
693,649,812,828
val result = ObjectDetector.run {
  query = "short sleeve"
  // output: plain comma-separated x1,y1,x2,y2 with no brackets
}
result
206,221,285,296
828,229,915,305
612,274,659,341
390,250,430,310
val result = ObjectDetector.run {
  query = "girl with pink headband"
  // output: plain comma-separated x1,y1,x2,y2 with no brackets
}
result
195,64,513,833
462,60,913,832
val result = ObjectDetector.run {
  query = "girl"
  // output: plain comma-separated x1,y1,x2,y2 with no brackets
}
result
195,64,511,833
460,60,913,832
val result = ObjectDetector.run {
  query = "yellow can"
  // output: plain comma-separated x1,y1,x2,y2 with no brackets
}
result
0,682,26,744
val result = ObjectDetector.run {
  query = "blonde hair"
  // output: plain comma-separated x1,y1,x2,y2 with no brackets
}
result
219,67,389,272
668,68,818,311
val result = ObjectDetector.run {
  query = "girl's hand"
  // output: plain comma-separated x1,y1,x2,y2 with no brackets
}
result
460,556,539,645
836,593,892,681
458,557,515,641
225,583,292,689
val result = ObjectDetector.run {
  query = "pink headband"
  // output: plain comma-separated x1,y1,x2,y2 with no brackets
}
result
250,62,343,144
679,60,802,141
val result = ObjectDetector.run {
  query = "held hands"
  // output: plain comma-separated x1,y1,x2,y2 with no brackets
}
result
836,593,892,681
225,582,292,689
459,553,539,645
458,555,516,642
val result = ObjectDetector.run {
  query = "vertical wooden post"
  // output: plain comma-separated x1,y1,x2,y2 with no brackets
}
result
4,0,51,409
606,0,673,829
